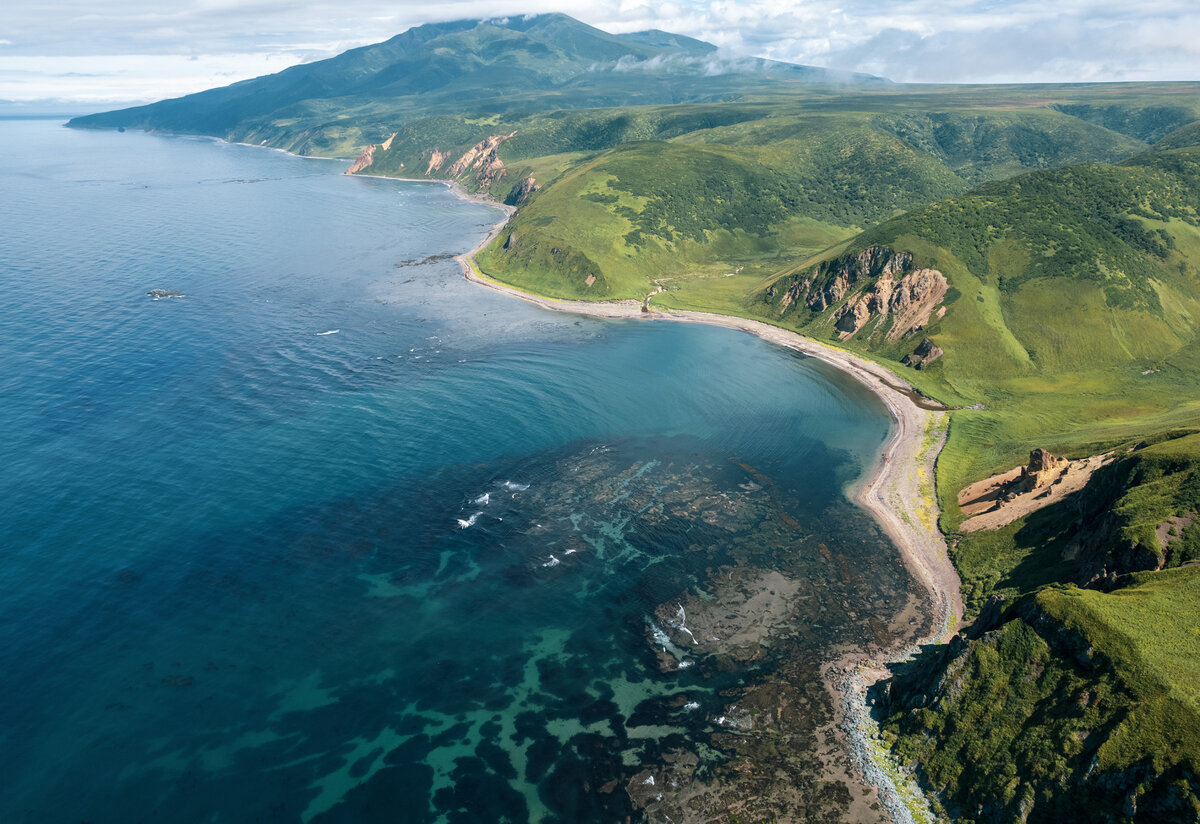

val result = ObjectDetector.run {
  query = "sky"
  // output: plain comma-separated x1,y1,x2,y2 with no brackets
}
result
2,0,1198,111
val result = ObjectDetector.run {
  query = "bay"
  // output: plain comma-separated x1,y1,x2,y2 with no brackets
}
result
0,120,914,823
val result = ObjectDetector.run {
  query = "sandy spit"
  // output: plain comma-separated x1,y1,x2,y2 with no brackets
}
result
454,200,963,823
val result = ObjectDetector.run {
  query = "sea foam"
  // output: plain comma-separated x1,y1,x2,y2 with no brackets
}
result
456,512,482,529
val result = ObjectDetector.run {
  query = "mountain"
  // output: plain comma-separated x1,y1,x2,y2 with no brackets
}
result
67,13,885,153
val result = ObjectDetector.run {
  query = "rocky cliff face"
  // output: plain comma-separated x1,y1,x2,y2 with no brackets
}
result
346,132,398,175
505,176,539,206
875,597,1200,824
347,144,377,175
425,148,449,175
833,265,948,340
769,246,948,346
446,131,516,188
347,129,519,191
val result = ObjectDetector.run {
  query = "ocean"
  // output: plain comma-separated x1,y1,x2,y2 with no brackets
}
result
0,119,917,822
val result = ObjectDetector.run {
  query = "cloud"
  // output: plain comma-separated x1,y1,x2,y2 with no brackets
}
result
0,0,1197,104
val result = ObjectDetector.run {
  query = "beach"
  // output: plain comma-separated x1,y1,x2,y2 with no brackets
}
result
457,205,964,822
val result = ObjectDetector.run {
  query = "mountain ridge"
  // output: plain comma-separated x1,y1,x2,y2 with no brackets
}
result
67,13,886,146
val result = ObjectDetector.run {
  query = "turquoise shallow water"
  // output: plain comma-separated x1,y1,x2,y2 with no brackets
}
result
0,120,909,822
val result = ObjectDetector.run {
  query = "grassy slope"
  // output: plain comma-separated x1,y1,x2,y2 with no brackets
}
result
881,567,1200,824
751,143,1200,530
476,102,1154,300
880,434,1200,824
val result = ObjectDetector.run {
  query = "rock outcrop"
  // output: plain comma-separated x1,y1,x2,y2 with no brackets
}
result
446,131,516,189
781,246,912,313
1018,448,1068,493
831,262,948,341
902,336,944,369
347,134,398,175
772,246,948,343
505,176,539,206
425,149,449,175
347,144,377,175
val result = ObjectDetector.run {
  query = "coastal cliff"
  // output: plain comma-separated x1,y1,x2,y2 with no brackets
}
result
345,132,398,174
347,130,518,192
764,246,949,368
874,581,1200,824
873,431,1200,823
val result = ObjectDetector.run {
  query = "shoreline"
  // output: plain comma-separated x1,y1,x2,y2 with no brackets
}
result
179,137,955,818
454,195,962,822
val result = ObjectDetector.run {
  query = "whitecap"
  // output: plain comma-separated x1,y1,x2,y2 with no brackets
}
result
504,481,530,491
683,701,700,711
473,492,490,505
649,621,671,650
456,512,482,529
316,329,340,336
541,555,560,568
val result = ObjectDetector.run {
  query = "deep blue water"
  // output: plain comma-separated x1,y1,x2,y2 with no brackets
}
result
0,120,910,822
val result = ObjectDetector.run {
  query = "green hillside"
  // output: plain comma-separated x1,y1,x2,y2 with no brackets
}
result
755,142,1200,523
879,568,1200,823
474,106,1149,300
876,431,1200,823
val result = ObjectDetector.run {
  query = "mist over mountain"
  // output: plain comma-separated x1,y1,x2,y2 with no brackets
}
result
68,14,885,140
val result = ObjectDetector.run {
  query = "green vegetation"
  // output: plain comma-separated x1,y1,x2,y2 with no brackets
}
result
883,432,1200,822
880,575,1200,823
952,432,1200,618
70,16,1200,821
753,145,1200,528
473,105,1160,302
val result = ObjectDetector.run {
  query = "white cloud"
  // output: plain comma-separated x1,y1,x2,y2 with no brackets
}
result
0,0,1197,105
0,53,308,104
